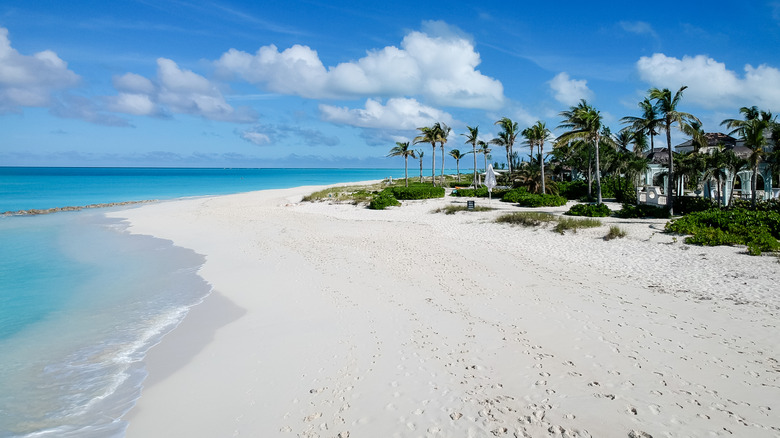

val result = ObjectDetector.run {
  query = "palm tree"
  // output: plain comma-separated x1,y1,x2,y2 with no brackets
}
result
649,86,700,214
416,149,425,183
494,117,520,174
683,120,708,153
387,141,415,187
702,145,729,206
462,126,480,187
531,121,552,194
414,126,438,186
557,100,613,204
621,97,662,152
448,149,469,182
435,122,451,187
722,107,777,206
477,140,491,184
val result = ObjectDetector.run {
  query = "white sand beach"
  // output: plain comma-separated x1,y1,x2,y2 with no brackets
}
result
110,185,780,438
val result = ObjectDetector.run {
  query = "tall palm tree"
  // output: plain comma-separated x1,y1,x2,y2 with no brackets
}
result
722,108,775,206
416,149,425,183
621,97,662,152
494,117,520,174
649,86,700,214
462,126,480,187
387,141,415,187
557,100,613,204
683,120,708,153
523,121,553,194
414,126,438,186
448,149,469,182
435,122,451,187
477,140,491,184
702,145,729,206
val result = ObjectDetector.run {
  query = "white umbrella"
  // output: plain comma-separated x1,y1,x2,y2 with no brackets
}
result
485,164,497,202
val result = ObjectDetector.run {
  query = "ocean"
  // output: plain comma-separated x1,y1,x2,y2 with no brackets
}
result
0,167,407,437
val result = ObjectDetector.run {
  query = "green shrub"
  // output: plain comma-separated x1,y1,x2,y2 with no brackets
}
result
557,180,589,200
673,196,718,215
501,188,567,207
390,185,445,200
451,186,510,198
565,203,611,217
368,190,400,210
500,187,529,203
665,208,780,255
615,203,671,219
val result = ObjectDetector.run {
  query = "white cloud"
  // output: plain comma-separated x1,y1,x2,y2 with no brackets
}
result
319,97,453,130
109,58,256,122
619,21,659,39
215,22,504,110
548,72,593,106
240,130,271,145
636,53,780,110
0,27,80,112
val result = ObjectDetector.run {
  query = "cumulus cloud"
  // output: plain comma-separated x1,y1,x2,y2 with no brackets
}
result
319,97,453,130
548,72,593,106
0,27,80,113
215,22,504,109
636,53,780,109
108,58,256,122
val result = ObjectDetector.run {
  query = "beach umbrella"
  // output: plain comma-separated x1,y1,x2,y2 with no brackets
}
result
485,164,497,202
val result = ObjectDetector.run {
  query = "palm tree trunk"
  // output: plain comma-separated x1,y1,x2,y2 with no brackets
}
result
540,143,546,194
473,144,478,188
404,156,408,187
751,165,758,207
595,134,602,204
431,143,436,186
665,120,674,214
440,144,445,187
506,147,511,175
419,158,423,183
456,160,460,182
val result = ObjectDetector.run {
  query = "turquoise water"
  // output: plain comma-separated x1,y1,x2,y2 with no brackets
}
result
0,167,407,437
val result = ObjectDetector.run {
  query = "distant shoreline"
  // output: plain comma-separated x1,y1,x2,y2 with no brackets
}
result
1,200,158,216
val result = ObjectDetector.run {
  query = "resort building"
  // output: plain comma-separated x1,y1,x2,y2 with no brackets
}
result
638,131,778,206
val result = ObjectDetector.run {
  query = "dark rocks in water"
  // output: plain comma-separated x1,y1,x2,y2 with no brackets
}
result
2,200,158,216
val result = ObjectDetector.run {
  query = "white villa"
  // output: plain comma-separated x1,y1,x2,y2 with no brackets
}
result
638,132,778,206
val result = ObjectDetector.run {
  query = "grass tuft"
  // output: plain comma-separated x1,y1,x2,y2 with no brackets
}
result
604,225,627,240
495,212,557,226
432,205,494,215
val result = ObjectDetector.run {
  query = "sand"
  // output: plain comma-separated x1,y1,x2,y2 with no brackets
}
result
109,185,780,438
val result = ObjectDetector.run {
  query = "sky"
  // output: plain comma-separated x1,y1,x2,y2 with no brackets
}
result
1,0,779,168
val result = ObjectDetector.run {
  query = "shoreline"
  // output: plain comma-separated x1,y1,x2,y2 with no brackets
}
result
110,184,779,437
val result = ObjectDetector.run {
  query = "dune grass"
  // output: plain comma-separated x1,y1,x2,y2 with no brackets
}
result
432,205,495,215
495,211,602,234
604,225,627,240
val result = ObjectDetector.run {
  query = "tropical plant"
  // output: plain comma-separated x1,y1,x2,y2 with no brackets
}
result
387,141,415,187
522,121,553,194
477,140,491,175
448,148,469,182
621,97,662,152
462,126,480,187
493,117,520,174
414,126,438,186
557,100,614,204
565,203,611,217
435,122,451,187
415,149,425,183
648,86,700,214
722,106,777,206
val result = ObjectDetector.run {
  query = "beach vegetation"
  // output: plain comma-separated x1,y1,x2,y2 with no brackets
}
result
648,86,700,215
432,205,494,215
448,148,469,182
556,100,615,204
604,226,627,240
557,180,589,200
303,184,382,204
615,203,671,219
492,117,520,175
665,207,780,255
565,203,611,217
495,211,556,226
451,187,510,198
553,217,602,234
387,141,416,187
413,125,440,186
368,190,401,210
390,184,445,200
521,121,553,194
462,125,481,188
501,188,567,207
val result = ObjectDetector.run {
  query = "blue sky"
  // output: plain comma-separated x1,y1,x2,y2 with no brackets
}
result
1,0,779,167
